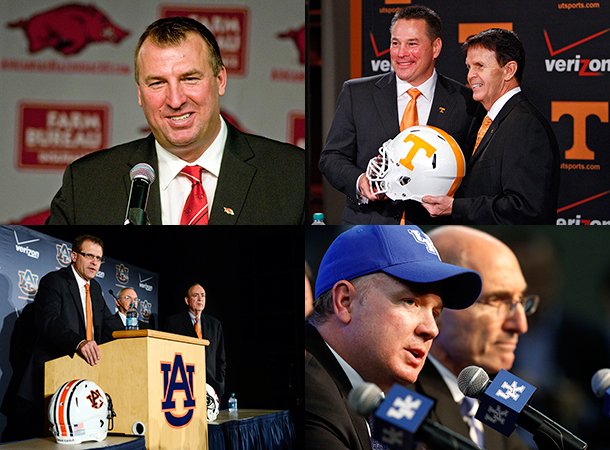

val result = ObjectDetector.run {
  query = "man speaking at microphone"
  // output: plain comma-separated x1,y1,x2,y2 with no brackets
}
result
412,226,534,449
305,225,482,449
48,16,304,225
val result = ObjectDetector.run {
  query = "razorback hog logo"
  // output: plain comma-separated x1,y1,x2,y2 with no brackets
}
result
7,3,129,56
161,354,196,427
277,25,305,64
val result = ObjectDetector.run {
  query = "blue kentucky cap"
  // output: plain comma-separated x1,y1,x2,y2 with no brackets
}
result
315,226,481,309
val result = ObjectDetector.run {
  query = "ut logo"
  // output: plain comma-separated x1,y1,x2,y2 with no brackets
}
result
86,389,104,409
55,243,72,267
18,269,39,297
398,133,436,171
161,354,196,428
552,101,608,160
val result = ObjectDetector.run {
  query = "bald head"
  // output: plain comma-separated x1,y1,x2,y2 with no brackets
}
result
427,226,528,375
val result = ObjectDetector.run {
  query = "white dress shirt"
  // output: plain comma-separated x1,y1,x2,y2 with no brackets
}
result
70,265,94,340
486,87,521,120
157,116,227,225
396,69,438,126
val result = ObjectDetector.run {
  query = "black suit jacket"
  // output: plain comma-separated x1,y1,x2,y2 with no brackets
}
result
305,322,370,450
18,266,123,403
413,360,531,450
452,92,559,224
164,311,226,397
319,71,480,224
48,123,305,225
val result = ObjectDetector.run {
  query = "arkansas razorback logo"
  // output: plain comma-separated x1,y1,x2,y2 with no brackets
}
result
7,3,129,56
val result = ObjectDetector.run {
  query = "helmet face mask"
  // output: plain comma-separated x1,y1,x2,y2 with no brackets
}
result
49,379,114,445
366,125,466,202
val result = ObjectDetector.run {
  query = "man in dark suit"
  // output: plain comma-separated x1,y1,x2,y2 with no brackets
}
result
415,226,534,449
305,225,482,449
164,283,226,397
319,5,480,224
9,234,123,440
48,16,304,225
422,28,559,224
112,287,152,331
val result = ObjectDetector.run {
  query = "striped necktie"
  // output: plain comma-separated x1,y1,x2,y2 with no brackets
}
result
460,396,485,449
473,115,492,155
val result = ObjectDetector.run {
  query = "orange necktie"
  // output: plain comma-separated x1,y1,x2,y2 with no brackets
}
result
400,88,421,131
194,315,202,339
84,283,93,341
180,165,209,225
473,115,492,154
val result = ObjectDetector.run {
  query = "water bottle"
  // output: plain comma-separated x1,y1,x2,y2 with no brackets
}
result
125,302,139,330
311,212,325,225
228,393,238,413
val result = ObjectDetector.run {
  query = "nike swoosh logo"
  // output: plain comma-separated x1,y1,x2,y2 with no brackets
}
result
13,230,40,245
544,28,609,57
139,274,153,283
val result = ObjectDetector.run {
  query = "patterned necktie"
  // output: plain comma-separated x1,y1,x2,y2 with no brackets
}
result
84,283,93,341
460,397,485,449
194,315,202,339
367,416,390,450
180,165,209,225
400,88,421,131
473,115,492,154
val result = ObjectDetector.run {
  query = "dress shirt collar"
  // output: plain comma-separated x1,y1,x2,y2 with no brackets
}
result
118,311,126,326
487,86,521,120
188,310,202,325
326,341,366,390
396,69,437,103
156,115,227,191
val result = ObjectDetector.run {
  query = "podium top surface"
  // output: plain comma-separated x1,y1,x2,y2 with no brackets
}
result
112,329,209,346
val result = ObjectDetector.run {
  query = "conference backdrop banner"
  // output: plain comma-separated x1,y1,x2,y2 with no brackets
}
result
0,225,159,428
350,0,609,225
0,0,305,223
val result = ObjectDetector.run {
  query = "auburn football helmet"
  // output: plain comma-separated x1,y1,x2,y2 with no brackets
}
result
49,379,115,444
206,383,220,421
366,125,465,202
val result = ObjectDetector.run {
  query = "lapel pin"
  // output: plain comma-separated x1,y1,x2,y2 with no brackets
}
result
223,207,235,216
438,106,446,114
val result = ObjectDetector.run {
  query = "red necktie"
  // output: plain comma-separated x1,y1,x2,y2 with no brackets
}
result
84,283,93,341
180,165,209,225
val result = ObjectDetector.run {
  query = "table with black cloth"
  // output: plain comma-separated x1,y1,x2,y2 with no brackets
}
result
208,409,295,450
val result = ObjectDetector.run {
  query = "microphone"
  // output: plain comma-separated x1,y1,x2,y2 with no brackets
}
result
591,368,610,418
124,163,155,225
458,366,587,450
108,289,118,300
348,382,479,450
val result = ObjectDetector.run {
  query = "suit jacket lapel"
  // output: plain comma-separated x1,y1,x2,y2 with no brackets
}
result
374,72,401,137
209,124,256,225
183,311,197,338
65,267,87,334
428,75,458,130
125,134,162,224
468,92,524,168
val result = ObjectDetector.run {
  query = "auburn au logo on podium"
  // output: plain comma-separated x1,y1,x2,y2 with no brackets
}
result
161,353,197,428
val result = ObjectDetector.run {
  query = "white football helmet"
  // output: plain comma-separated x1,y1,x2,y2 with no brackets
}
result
366,125,466,202
49,379,115,445
206,383,220,421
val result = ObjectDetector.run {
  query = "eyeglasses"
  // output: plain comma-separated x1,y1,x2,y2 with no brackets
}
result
120,295,139,303
76,251,105,263
476,294,540,317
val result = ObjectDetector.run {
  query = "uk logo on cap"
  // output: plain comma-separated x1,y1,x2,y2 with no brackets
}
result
407,229,439,257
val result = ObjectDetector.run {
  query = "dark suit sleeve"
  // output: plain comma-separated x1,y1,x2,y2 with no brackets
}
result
100,306,123,344
214,321,226,396
48,164,76,225
452,106,559,224
319,81,368,201
34,273,82,357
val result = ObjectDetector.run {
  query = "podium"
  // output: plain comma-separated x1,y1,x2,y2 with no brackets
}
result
44,330,209,450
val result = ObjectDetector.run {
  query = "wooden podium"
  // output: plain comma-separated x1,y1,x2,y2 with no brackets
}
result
44,330,209,450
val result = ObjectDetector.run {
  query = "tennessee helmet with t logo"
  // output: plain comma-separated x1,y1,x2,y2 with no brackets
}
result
366,125,466,202
48,379,115,444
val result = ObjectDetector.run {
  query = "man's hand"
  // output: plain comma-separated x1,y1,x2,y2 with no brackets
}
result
77,340,101,366
422,195,453,217
357,173,387,202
